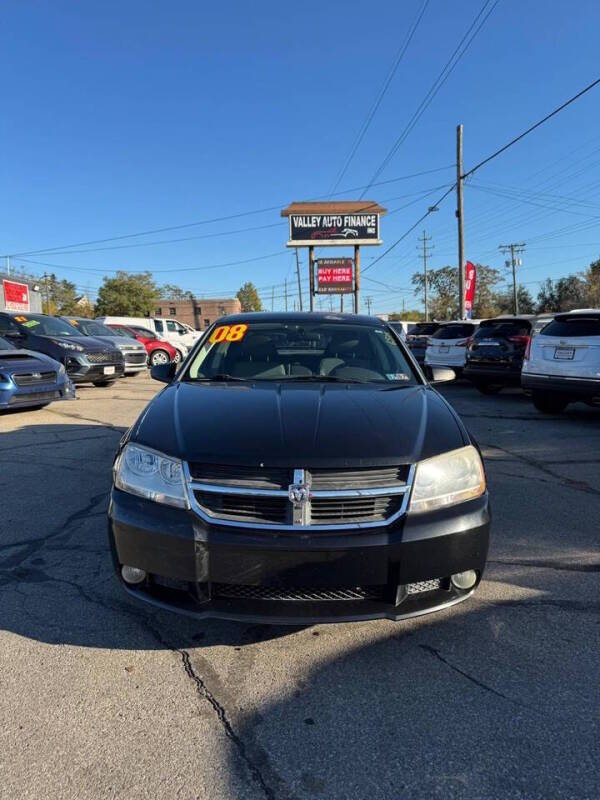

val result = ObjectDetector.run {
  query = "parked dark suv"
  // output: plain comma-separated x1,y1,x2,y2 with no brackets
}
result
0,312,124,386
405,322,441,364
464,315,535,394
110,312,490,625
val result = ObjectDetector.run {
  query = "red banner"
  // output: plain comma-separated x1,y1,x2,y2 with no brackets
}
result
2,280,30,312
464,262,476,317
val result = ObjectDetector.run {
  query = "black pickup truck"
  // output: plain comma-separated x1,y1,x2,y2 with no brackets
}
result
109,312,490,624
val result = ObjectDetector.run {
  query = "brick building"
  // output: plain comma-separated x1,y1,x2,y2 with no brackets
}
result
154,297,241,330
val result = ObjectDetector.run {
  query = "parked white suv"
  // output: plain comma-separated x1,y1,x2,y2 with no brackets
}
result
425,321,479,376
98,316,201,361
522,310,600,412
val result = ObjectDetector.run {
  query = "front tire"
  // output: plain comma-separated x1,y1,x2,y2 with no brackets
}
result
531,392,568,414
150,349,170,366
173,350,183,364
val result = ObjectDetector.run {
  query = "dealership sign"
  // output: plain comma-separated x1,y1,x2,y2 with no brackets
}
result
2,279,30,312
464,262,477,319
287,213,381,246
316,259,354,294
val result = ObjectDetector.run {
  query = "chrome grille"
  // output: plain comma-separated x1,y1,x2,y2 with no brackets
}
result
86,351,123,364
187,463,414,530
194,491,288,524
124,352,147,365
13,371,56,386
189,463,290,489
212,583,385,601
310,495,401,523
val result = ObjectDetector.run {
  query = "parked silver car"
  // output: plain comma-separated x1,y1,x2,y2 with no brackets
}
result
60,317,148,375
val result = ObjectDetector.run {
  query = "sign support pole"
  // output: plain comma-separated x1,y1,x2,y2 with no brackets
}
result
354,245,360,313
308,246,315,311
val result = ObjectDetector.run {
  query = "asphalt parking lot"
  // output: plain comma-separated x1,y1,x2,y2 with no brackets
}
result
1,373,599,800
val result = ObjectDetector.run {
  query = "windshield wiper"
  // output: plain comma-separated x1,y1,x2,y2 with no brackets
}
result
191,373,248,382
277,375,371,384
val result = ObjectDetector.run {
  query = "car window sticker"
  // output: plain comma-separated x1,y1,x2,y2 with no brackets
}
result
22,320,40,328
209,324,248,344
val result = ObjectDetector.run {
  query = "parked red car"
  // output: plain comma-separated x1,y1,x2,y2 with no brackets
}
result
106,324,178,366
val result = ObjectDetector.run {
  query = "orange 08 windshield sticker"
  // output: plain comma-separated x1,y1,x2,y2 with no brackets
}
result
209,323,248,344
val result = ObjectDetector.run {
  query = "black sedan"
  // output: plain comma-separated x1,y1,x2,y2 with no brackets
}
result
109,313,490,624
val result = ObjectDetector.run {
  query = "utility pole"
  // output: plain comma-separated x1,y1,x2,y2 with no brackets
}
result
6,256,10,276
365,296,373,315
284,279,288,311
295,248,303,311
328,296,333,312
417,230,434,321
271,285,274,311
456,124,466,319
340,294,344,313
41,273,52,315
499,243,526,315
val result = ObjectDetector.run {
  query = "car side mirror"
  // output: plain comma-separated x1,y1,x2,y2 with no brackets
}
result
425,365,456,384
150,362,176,383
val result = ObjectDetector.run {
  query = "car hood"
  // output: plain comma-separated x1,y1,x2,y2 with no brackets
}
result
92,335,144,349
35,334,112,352
131,382,467,467
0,348,61,371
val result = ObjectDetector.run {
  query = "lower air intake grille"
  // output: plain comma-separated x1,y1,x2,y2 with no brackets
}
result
194,491,288,524
406,579,442,594
9,390,60,404
212,583,385,601
310,495,402,524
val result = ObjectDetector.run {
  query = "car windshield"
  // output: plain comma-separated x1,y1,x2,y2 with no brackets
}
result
431,323,475,340
68,319,116,337
409,323,441,336
474,320,531,339
0,336,16,350
184,321,418,384
541,317,600,337
14,314,79,336
131,326,157,339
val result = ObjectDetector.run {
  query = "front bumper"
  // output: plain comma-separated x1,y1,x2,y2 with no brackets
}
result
109,489,490,624
122,351,149,373
521,372,600,399
0,378,75,409
66,358,125,383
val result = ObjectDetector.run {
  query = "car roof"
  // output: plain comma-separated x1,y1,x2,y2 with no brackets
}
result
214,311,387,327
481,315,537,323
554,309,600,321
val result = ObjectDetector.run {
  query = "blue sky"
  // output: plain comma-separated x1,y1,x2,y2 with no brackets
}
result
2,0,600,313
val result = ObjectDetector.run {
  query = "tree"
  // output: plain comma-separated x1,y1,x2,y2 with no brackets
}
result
583,258,600,307
536,274,587,313
236,281,262,312
95,271,159,316
161,283,194,300
495,285,535,315
388,309,423,321
41,274,79,315
412,266,458,320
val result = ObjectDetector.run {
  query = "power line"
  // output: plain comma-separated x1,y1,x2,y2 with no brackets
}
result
359,0,499,198
462,76,600,180
328,0,430,195
1,166,454,259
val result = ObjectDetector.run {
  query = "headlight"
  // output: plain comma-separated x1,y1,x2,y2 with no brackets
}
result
51,339,84,352
114,443,189,509
409,445,485,514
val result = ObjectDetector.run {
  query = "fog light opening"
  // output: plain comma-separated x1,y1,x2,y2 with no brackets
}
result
451,570,477,590
121,565,147,585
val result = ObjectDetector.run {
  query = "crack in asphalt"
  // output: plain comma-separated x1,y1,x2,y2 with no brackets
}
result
418,644,537,711
482,442,600,497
